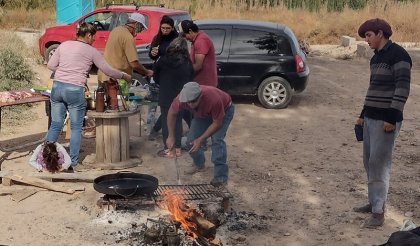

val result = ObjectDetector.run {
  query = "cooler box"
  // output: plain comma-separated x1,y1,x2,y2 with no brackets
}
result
56,0,95,24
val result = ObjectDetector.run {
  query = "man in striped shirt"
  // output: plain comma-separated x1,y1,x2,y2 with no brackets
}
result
353,18,412,228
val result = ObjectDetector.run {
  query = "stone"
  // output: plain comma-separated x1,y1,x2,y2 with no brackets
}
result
341,36,356,47
405,211,414,217
356,43,374,58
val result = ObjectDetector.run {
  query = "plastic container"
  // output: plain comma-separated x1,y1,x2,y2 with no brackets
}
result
56,0,94,24
119,79,129,98
400,219,417,231
147,106,157,133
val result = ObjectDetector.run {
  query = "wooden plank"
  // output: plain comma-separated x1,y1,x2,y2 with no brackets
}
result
2,177,12,186
6,175,76,194
96,118,105,162
12,190,38,202
95,158,141,170
0,170,11,186
110,118,121,163
120,117,129,161
104,118,113,163
31,172,96,183
0,190,13,196
0,171,10,177
86,108,140,119
1,187,41,196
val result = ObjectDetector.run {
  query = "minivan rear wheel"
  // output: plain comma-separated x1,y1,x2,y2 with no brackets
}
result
257,76,292,109
45,44,59,62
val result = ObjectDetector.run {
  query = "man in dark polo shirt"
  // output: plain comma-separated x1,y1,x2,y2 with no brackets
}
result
353,18,412,228
166,82,234,187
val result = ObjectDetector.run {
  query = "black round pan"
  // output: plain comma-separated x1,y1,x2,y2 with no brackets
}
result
93,171,158,198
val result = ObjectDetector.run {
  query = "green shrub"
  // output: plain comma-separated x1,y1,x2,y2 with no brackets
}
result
326,0,345,12
0,46,35,128
348,0,367,10
0,49,33,82
0,48,33,92
284,0,304,9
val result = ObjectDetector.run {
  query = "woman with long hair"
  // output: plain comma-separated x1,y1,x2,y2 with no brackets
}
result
149,15,179,61
153,37,194,158
148,15,179,140
29,142,71,173
148,16,193,141
46,22,131,169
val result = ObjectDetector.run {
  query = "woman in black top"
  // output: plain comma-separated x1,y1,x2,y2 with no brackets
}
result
148,16,178,140
148,15,192,141
153,37,194,158
149,15,178,61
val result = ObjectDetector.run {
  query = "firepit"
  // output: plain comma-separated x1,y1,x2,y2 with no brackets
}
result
95,184,232,245
96,184,232,211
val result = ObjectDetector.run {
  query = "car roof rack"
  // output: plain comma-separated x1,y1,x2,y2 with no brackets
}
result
105,2,165,10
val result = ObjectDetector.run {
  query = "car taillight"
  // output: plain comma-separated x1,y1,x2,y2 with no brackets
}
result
295,54,305,73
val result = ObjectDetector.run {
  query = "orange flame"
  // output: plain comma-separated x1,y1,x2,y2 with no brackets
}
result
158,189,199,238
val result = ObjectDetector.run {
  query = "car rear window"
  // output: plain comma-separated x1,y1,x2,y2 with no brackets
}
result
230,28,292,56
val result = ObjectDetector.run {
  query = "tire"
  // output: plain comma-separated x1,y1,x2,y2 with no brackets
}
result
44,44,59,62
257,76,292,109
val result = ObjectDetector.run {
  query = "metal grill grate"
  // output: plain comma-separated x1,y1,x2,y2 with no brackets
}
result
154,184,232,201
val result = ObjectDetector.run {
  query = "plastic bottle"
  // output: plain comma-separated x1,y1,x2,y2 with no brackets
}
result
95,86,105,112
147,106,157,133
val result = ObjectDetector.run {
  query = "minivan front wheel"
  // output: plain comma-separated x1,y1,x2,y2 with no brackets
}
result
257,76,292,109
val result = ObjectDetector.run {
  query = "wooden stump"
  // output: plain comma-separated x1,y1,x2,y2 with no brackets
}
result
87,109,140,169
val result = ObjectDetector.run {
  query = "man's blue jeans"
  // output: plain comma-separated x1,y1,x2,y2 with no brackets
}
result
46,81,86,165
363,117,401,214
186,104,234,182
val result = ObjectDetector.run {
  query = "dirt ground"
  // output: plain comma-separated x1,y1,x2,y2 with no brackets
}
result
0,39,419,246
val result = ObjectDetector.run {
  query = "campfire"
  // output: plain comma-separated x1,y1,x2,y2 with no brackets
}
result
158,189,218,244
96,184,231,245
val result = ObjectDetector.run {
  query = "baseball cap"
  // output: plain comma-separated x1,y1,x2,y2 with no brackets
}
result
179,82,202,103
128,13,148,30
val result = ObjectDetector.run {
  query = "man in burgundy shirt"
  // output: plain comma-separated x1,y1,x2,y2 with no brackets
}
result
166,82,234,187
181,20,217,87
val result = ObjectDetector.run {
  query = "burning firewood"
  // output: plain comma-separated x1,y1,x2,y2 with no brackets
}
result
158,189,217,240
190,209,216,238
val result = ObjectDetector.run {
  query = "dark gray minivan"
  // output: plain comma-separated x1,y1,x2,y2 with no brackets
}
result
138,19,309,109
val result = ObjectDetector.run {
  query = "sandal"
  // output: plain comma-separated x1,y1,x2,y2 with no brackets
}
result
157,149,174,158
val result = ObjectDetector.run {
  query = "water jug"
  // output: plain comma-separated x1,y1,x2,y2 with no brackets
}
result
96,86,105,112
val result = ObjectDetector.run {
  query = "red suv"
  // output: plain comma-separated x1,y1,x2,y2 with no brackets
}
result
38,3,190,61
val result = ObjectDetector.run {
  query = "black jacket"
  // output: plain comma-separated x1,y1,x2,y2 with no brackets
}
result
148,30,178,61
153,54,194,108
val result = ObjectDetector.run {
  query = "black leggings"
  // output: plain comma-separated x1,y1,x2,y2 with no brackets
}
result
153,109,192,132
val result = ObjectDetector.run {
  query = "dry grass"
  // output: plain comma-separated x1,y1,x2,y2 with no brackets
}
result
162,0,420,44
1,0,419,45
0,8,54,30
